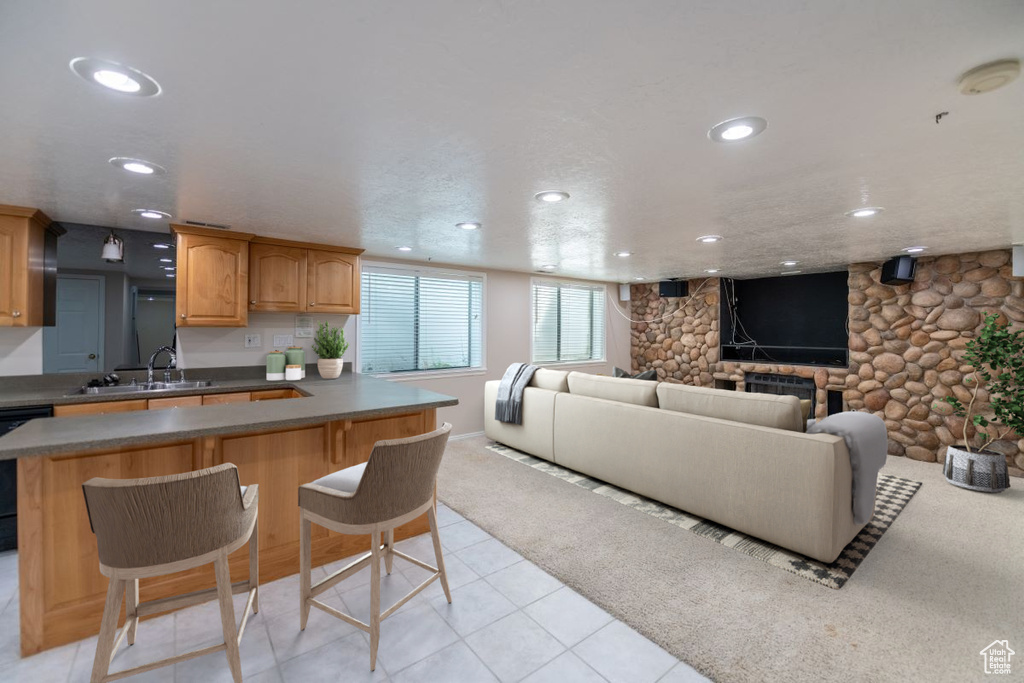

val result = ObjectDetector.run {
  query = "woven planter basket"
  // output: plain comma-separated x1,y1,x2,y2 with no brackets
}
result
944,445,1010,493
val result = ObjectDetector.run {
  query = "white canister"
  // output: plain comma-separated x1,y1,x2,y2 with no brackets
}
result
285,364,302,381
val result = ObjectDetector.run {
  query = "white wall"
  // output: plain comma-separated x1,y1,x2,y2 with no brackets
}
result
176,312,352,369
383,267,631,436
0,328,43,375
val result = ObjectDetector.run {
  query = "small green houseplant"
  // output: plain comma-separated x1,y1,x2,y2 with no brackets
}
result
312,321,349,379
940,313,1023,492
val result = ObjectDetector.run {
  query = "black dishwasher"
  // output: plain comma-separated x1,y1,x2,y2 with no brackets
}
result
0,405,53,551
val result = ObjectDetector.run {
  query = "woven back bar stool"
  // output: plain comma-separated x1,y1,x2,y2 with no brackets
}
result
298,422,452,671
81,463,259,683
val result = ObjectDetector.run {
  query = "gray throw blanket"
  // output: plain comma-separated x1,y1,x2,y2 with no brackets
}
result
808,411,888,524
495,363,539,424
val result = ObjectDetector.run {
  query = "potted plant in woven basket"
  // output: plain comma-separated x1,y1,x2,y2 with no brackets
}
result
940,313,1023,493
312,321,349,379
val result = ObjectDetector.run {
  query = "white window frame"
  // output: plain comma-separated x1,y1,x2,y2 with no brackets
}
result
356,261,487,380
529,277,607,367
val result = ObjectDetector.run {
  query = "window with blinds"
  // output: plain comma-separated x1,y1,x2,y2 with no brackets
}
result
360,264,484,374
531,280,606,363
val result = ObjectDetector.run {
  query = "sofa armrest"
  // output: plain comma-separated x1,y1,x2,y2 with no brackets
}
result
807,412,887,524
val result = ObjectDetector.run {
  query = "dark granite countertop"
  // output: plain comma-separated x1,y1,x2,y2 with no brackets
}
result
0,370,458,459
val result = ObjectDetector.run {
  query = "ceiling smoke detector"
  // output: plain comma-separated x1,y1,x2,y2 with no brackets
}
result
958,59,1020,95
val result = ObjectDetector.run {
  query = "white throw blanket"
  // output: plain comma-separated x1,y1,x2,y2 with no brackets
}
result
808,411,888,525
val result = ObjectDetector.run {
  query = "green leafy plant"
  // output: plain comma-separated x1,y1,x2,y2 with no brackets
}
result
942,313,1024,452
312,321,348,359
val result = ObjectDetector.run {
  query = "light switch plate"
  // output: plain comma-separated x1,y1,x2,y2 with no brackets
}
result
274,334,294,347
244,333,262,349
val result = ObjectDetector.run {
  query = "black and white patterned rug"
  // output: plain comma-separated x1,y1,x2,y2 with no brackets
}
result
486,442,921,589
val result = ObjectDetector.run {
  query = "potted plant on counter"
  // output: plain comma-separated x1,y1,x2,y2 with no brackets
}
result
312,321,349,379
940,313,1023,493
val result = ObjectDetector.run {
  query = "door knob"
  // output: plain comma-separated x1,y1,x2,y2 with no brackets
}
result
88,353,97,360
309,302,315,306
180,314,187,319
250,300,257,305
11,310,20,318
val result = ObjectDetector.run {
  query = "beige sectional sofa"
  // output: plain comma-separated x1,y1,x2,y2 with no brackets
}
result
484,369,873,563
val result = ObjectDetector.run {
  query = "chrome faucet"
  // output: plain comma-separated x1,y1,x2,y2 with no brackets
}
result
147,346,177,385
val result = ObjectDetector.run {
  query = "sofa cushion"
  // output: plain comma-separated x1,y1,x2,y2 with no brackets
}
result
529,368,570,392
567,372,659,407
656,383,803,432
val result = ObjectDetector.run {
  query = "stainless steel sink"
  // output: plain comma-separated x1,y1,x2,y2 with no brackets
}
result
69,380,213,396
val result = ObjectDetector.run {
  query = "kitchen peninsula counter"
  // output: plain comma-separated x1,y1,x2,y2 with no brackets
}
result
2,370,458,655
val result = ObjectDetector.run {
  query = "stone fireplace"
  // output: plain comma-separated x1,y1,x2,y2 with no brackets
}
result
629,249,1024,478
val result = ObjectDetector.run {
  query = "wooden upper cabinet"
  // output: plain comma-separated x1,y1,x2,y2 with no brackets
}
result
249,243,307,312
307,249,360,314
173,225,254,327
0,205,58,327
248,238,362,314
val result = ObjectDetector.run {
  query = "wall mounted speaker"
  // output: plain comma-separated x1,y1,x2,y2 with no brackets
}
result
880,256,917,285
659,280,688,297
618,284,631,302
1013,246,1024,278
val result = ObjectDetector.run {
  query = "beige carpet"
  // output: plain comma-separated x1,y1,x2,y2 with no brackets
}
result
437,436,1024,683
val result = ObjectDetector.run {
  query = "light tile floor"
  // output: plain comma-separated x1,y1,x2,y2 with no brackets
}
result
0,505,708,682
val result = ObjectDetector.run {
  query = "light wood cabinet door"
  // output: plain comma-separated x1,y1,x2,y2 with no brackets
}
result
0,208,51,327
176,232,250,327
148,395,204,410
306,250,360,314
53,399,148,417
202,392,251,405
249,243,307,312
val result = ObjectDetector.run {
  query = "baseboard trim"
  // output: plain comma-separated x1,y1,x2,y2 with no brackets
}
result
449,431,484,442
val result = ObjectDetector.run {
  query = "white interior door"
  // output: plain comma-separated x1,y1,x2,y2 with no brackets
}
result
43,275,104,373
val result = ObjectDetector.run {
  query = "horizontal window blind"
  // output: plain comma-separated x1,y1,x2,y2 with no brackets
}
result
532,281,605,363
361,265,483,374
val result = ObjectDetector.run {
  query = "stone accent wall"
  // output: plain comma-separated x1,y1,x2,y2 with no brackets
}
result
628,251,1024,477
847,250,1024,473
629,278,719,385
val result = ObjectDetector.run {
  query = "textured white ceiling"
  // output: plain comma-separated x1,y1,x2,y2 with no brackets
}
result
1,0,1022,283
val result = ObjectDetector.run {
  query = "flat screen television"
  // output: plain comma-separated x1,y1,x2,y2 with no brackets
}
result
720,270,849,366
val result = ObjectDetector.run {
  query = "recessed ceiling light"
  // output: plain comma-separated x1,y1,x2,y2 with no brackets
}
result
708,116,768,143
634,277,645,281
153,243,173,250
69,57,161,97
780,260,799,267
534,191,570,203
614,251,632,257
704,268,720,274
396,246,413,252
541,264,557,270
781,270,802,275
132,209,171,220
902,246,928,254
696,235,723,244
109,157,165,175
845,207,884,218
456,222,481,231
159,258,173,263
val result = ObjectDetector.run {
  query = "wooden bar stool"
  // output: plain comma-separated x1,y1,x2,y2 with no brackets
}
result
298,423,452,671
81,463,259,683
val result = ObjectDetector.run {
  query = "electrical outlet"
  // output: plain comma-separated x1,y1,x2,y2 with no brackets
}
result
244,334,262,349
274,334,294,347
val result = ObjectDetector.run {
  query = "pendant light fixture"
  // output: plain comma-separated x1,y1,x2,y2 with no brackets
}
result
102,230,125,263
